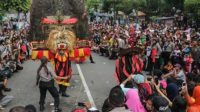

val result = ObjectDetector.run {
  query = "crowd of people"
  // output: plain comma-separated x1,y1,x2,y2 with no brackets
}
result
0,17,30,110
90,16,200,112
0,12,199,112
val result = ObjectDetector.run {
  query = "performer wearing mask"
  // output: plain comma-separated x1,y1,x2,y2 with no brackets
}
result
36,56,68,112
54,48,72,97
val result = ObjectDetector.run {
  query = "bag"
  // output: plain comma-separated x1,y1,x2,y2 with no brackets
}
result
39,79,54,88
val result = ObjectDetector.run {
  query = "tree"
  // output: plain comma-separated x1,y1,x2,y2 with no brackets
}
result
86,0,101,11
15,0,31,13
0,0,30,12
116,0,137,14
184,0,199,12
101,0,147,14
102,0,113,12
164,0,185,10
184,0,200,20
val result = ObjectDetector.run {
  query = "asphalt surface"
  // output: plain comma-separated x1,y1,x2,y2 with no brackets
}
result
4,53,116,112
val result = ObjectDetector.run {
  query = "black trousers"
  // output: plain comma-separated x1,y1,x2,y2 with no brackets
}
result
89,55,94,62
99,47,109,56
109,50,117,59
59,85,67,94
39,82,60,108
162,51,171,65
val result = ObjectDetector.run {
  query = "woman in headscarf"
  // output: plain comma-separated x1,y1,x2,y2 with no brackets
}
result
36,56,68,112
166,83,179,101
120,75,147,112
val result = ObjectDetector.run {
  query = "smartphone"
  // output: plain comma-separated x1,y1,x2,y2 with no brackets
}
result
78,102,85,107
155,78,159,85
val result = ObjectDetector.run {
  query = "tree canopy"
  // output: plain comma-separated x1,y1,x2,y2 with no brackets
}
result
184,0,200,13
86,0,101,11
86,0,199,18
0,0,30,12
164,0,185,10
184,0,200,19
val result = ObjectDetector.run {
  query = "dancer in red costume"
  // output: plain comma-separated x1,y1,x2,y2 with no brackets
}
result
54,46,72,97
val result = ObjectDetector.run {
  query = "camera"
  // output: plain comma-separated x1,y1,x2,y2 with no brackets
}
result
78,102,85,107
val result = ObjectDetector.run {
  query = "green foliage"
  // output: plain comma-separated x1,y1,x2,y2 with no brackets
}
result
150,16,158,21
0,11,4,21
86,0,199,18
102,0,113,12
184,0,200,12
0,0,30,12
184,0,200,19
115,0,134,14
116,0,147,14
16,0,31,12
86,0,101,10
101,0,147,14
164,0,185,10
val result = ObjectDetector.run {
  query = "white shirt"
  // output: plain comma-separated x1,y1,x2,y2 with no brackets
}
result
118,38,128,49
146,46,151,57
177,70,185,81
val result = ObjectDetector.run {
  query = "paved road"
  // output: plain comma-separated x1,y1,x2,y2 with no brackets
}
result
5,53,116,112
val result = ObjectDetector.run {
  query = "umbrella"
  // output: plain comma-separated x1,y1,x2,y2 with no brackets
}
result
137,11,146,16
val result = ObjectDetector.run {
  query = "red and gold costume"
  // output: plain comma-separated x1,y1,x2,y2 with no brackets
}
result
114,48,144,84
31,16,92,96
54,50,72,87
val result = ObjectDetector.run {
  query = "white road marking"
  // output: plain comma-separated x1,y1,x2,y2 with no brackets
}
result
76,64,96,108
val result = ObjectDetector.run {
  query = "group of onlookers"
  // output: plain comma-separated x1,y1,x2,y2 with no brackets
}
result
0,11,199,111
0,18,30,110
90,15,200,112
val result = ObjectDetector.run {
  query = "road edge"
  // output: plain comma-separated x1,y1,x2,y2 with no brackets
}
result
76,64,96,108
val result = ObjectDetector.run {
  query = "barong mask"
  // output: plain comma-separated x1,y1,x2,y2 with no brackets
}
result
46,29,76,53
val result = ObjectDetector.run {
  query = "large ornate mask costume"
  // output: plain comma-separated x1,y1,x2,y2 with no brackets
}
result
46,29,76,53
